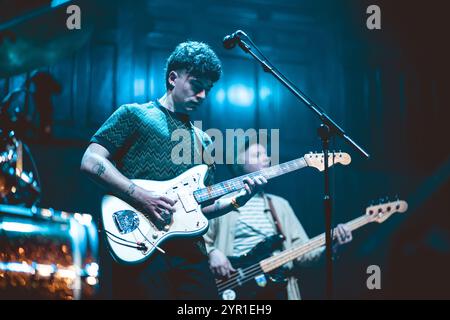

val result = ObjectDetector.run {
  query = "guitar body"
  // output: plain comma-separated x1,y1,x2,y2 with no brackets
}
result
221,235,289,300
217,198,409,300
99,152,353,265
101,165,209,264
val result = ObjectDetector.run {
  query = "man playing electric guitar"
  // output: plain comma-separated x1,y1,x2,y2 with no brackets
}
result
80,41,266,299
204,137,353,300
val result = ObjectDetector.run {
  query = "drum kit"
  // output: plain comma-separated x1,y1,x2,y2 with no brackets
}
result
0,205,98,300
0,1,100,300
0,90,99,300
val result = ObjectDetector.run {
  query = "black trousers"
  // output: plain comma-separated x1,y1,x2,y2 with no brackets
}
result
112,238,219,300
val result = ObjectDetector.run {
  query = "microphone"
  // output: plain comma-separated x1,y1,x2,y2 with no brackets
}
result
222,30,247,49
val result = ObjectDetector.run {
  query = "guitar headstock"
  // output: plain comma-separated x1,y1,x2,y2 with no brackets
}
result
304,151,351,171
366,199,408,223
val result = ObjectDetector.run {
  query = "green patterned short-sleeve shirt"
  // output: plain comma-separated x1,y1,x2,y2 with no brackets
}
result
91,101,215,258
90,101,215,185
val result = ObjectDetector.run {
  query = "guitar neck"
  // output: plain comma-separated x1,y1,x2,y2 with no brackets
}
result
260,214,372,273
193,157,308,204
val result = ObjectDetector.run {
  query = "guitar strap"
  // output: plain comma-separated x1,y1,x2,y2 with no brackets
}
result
190,122,216,175
265,194,286,240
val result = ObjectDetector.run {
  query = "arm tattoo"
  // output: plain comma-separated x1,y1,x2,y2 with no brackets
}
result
93,161,106,177
126,183,136,196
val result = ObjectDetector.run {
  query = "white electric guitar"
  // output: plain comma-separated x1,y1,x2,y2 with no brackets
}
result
102,151,351,264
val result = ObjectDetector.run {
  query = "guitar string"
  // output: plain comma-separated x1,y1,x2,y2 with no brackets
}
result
216,236,326,292
216,215,369,292
217,215,369,292
195,158,309,203
218,154,351,288
217,217,364,291
216,234,334,292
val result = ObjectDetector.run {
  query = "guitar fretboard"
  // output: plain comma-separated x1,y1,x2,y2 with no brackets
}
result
260,214,371,273
193,158,308,204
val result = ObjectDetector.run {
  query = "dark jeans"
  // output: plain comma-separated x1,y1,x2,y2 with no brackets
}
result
112,238,219,300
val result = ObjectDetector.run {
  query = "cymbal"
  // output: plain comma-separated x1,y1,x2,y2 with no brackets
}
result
0,1,93,77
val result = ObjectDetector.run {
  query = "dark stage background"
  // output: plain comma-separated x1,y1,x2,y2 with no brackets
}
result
0,0,449,299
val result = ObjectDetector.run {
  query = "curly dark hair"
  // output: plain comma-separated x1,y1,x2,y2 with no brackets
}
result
165,41,222,90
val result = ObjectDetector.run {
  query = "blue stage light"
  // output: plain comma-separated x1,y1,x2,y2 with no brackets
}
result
259,86,271,100
227,84,254,107
215,88,226,104
134,78,145,97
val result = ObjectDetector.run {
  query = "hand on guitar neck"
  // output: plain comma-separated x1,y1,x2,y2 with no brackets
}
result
332,223,353,253
235,176,268,206
201,175,268,219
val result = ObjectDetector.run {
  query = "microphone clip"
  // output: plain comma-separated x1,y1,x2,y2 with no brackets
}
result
223,30,247,49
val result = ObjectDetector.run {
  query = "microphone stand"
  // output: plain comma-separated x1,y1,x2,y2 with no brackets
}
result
233,35,370,299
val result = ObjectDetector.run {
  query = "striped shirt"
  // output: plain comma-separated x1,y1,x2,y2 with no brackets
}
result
232,194,276,256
